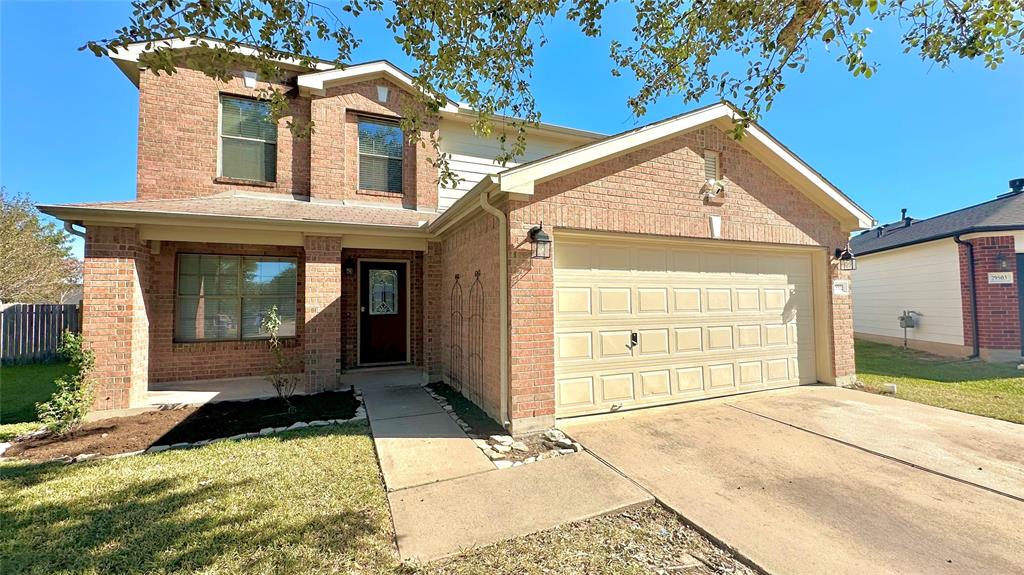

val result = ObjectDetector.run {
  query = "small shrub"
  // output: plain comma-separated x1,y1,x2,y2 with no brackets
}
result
261,305,301,413
35,331,94,435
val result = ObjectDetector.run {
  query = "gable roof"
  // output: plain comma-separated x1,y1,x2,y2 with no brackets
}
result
459,102,874,231
851,190,1024,255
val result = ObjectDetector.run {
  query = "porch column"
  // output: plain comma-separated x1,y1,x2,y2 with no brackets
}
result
83,226,151,410
830,260,856,387
304,235,344,393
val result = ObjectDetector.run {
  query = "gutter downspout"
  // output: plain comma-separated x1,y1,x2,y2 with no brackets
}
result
954,235,980,359
64,221,86,239
478,191,510,428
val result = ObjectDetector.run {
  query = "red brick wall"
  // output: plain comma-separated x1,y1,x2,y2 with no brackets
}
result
304,236,343,392
148,241,305,383
436,213,503,421
137,68,439,210
137,67,310,199
338,248,425,370
82,226,151,410
505,126,855,424
309,79,438,209
959,236,1021,355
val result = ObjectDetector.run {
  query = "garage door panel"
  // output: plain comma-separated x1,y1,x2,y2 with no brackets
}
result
555,237,818,417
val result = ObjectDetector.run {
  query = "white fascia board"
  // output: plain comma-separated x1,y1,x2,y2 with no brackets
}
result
438,107,605,142
110,37,335,71
496,104,731,193
743,124,874,230
297,61,460,111
491,102,874,231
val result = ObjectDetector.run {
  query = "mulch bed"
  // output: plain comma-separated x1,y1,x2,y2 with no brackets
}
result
5,390,359,461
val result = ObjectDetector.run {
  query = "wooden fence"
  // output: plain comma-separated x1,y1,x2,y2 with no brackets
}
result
0,303,82,364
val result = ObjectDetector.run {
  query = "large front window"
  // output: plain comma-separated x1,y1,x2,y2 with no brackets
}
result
358,118,403,193
175,254,297,342
220,95,277,182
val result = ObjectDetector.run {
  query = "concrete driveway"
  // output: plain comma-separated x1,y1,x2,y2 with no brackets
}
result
561,386,1024,575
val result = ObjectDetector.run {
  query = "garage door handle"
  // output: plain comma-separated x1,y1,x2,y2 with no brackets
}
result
630,332,638,346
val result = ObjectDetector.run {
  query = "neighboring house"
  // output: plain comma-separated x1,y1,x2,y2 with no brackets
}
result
850,180,1024,362
40,38,873,433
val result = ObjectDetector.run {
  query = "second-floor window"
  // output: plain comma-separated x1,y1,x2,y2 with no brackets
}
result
358,118,403,193
220,95,277,182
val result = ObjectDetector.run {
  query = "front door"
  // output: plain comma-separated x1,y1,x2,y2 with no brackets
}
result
359,261,408,365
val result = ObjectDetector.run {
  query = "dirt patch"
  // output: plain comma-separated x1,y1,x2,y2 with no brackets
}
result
5,390,359,461
422,503,756,574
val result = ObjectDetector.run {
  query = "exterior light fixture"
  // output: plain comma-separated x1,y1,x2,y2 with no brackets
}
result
343,257,356,276
996,253,1011,271
834,246,856,271
529,224,552,259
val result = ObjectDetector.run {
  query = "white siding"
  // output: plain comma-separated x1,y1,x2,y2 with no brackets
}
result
852,239,964,345
437,119,588,211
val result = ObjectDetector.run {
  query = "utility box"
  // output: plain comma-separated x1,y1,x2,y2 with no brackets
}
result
898,311,919,329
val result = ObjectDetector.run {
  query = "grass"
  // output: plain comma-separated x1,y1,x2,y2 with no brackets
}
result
1,423,402,575
0,362,70,424
855,339,1024,424
1,422,753,575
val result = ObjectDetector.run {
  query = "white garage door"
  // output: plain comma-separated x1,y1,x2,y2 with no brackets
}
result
554,236,819,417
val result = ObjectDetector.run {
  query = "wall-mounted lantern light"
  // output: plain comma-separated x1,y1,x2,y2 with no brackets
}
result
834,246,856,271
529,224,552,259
996,253,1011,271
343,257,356,276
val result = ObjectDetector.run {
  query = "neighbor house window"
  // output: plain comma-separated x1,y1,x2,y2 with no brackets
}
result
220,95,277,182
175,254,297,342
358,118,403,193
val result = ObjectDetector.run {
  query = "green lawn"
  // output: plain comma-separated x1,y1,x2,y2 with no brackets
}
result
0,362,69,424
855,339,1024,424
2,423,749,575
1,423,401,575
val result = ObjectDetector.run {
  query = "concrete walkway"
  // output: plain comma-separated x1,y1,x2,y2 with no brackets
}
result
355,369,652,562
389,452,653,561
358,372,493,491
562,387,1024,575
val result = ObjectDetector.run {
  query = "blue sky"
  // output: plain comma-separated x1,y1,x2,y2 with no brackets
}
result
2,1,1022,259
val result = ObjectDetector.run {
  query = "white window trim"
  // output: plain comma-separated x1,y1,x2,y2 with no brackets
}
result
217,95,278,182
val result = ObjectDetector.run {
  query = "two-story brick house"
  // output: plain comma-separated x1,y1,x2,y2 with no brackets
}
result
42,38,874,434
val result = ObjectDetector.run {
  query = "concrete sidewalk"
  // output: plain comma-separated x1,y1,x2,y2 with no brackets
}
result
358,373,493,491
388,452,653,561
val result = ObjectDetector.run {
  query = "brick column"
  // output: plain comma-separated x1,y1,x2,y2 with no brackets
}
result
506,202,556,434
83,226,151,410
304,235,344,393
829,263,856,386
423,241,444,380
959,236,1021,361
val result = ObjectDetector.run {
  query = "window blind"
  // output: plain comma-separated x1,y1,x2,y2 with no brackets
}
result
221,96,277,182
358,118,403,193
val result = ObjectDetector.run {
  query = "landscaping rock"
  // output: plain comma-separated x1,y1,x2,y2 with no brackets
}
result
0,442,10,457
147,445,171,453
554,438,574,449
492,444,512,453
259,427,275,435
110,449,146,459
571,442,584,453
558,448,575,455
309,420,330,427
73,453,100,462
510,441,529,452
288,421,309,430
228,433,249,441
494,460,514,469
274,426,288,432
524,456,537,464
489,434,514,446
542,429,567,442
170,442,192,450
472,438,490,449
483,449,506,460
